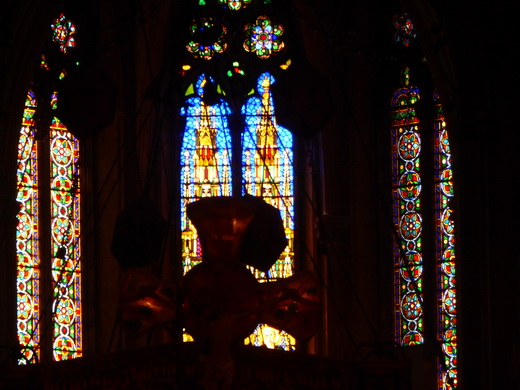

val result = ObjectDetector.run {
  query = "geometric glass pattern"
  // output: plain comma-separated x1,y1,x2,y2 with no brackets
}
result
187,18,228,60
181,2,294,351
51,13,76,54
241,72,295,350
245,324,295,352
242,72,294,282
218,0,253,11
433,91,457,389
392,12,416,48
243,16,284,59
180,74,233,274
16,13,82,364
16,91,41,364
50,116,82,361
391,66,424,346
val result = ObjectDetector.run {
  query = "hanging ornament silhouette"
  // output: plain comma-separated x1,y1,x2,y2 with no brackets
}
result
115,196,321,389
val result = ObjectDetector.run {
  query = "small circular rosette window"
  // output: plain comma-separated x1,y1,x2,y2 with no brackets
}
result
51,13,76,54
243,16,284,59
187,17,228,60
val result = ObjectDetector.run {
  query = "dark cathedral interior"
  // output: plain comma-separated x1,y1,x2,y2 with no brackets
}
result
1,0,518,389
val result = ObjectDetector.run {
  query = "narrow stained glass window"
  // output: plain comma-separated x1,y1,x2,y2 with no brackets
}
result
50,115,82,361
180,2,296,351
391,66,424,346
180,74,233,275
434,91,457,389
16,91,41,364
242,72,294,282
391,11,458,388
242,72,295,351
16,12,82,364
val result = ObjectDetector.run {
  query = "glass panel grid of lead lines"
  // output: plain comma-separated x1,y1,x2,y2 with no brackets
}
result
49,118,82,361
433,97,457,390
392,86,424,347
16,93,41,364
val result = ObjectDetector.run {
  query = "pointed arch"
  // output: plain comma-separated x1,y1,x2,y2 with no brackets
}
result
180,74,233,274
241,72,294,282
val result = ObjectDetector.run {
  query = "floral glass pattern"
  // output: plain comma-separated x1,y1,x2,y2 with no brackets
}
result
51,13,76,54
434,92,457,389
391,66,424,346
218,0,253,10
16,13,82,364
392,13,416,48
241,72,295,350
243,16,284,59
16,91,41,364
49,117,82,361
187,18,228,60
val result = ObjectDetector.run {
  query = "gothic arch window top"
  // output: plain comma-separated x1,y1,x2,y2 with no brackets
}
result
180,74,233,274
390,11,458,389
16,13,82,364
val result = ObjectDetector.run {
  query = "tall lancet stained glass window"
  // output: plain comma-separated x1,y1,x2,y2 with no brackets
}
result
180,74,233,275
179,1,296,351
16,91,41,364
391,65,423,347
433,92,457,389
241,72,294,283
242,72,295,351
391,12,457,390
16,13,82,364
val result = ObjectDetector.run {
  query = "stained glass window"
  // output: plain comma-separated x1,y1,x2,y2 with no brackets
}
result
391,12,458,389
242,72,295,351
392,13,416,48
243,16,285,59
16,13,82,364
187,18,228,60
180,74,233,274
16,91,41,364
218,0,253,11
50,117,82,361
242,72,294,282
434,92,457,389
180,1,295,351
51,13,76,54
391,66,424,347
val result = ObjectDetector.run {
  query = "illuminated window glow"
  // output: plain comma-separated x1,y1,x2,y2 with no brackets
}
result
16,91,41,364
243,16,285,59
187,18,228,60
242,72,294,282
218,0,253,10
50,117,82,361
16,13,82,364
434,92,457,389
51,13,76,54
392,13,416,48
391,66,424,346
180,74,233,274
242,72,295,350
